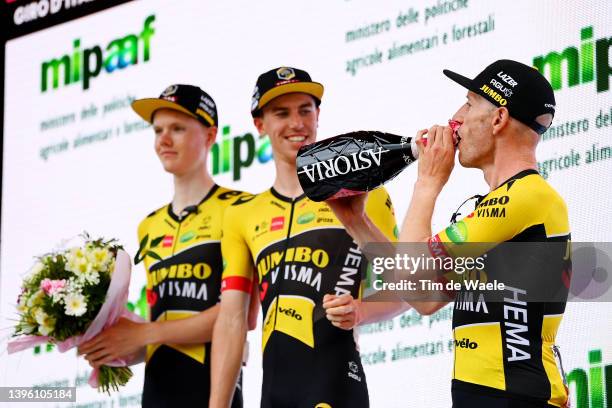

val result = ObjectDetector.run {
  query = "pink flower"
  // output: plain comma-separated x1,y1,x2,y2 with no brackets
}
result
40,279,66,296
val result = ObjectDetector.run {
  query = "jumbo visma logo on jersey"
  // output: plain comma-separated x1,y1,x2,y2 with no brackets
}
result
40,15,155,92
148,262,213,285
147,262,213,304
256,246,330,291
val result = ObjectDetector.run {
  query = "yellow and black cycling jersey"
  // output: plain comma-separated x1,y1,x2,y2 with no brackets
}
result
136,184,244,408
222,186,397,350
429,169,571,407
221,186,397,408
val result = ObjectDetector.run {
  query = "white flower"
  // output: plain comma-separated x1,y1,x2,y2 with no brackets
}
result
26,290,45,308
33,308,56,336
67,246,85,260
34,308,48,325
87,247,113,272
23,261,46,286
64,293,87,317
85,271,100,285
66,277,83,293
51,290,66,304
31,262,45,276
19,320,37,335
39,321,55,336
65,247,87,274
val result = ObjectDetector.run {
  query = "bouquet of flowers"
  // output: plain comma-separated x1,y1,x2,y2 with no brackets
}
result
7,235,143,393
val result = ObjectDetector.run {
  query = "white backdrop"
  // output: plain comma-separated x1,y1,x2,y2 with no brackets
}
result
1,0,611,406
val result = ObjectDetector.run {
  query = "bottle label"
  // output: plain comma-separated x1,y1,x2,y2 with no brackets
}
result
297,146,389,182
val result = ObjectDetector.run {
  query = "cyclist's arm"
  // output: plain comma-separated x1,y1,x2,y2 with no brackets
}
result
210,290,250,408
325,193,390,249
160,270,255,345
210,201,255,408
247,275,260,330
324,294,410,329
327,204,448,315
151,305,220,343
325,188,413,327
360,188,415,320
398,179,450,315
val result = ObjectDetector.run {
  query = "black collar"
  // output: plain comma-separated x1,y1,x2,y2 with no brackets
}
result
167,184,219,222
270,187,307,203
496,169,539,191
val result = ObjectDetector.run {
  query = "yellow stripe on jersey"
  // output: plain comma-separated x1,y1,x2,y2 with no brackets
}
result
146,310,206,364
453,322,505,390
262,295,315,351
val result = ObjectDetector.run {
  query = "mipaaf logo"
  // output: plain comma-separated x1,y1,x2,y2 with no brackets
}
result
533,26,611,93
209,125,273,181
40,15,155,92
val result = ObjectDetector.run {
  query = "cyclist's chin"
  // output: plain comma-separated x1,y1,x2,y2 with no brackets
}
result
161,161,185,176
272,144,300,163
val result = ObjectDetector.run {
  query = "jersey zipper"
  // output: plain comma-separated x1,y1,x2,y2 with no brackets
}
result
272,198,297,330
172,214,184,256
552,344,568,387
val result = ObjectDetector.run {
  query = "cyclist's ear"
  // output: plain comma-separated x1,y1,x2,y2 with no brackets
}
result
204,126,218,149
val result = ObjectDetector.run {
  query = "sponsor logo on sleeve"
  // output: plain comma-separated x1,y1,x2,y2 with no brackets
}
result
445,221,468,243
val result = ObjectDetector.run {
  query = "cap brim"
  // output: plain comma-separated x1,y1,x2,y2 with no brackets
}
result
131,98,206,125
443,69,479,93
257,82,324,112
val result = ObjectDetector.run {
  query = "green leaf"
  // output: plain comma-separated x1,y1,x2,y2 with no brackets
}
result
150,235,165,248
146,251,162,261
138,234,149,251
134,253,145,265
134,234,150,264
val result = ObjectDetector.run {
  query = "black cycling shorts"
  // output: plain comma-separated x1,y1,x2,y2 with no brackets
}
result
142,345,243,408
260,334,368,408
452,387,559,408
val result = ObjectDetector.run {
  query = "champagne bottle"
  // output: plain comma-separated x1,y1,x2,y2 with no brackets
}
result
296,131,418,202
296,122,460,202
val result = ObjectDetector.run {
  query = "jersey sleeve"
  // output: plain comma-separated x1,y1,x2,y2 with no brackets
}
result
135,215,155,321
137,219,147,247
365,186,399,242
220,203,255,293
361,187,399,296
136,214,155,276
